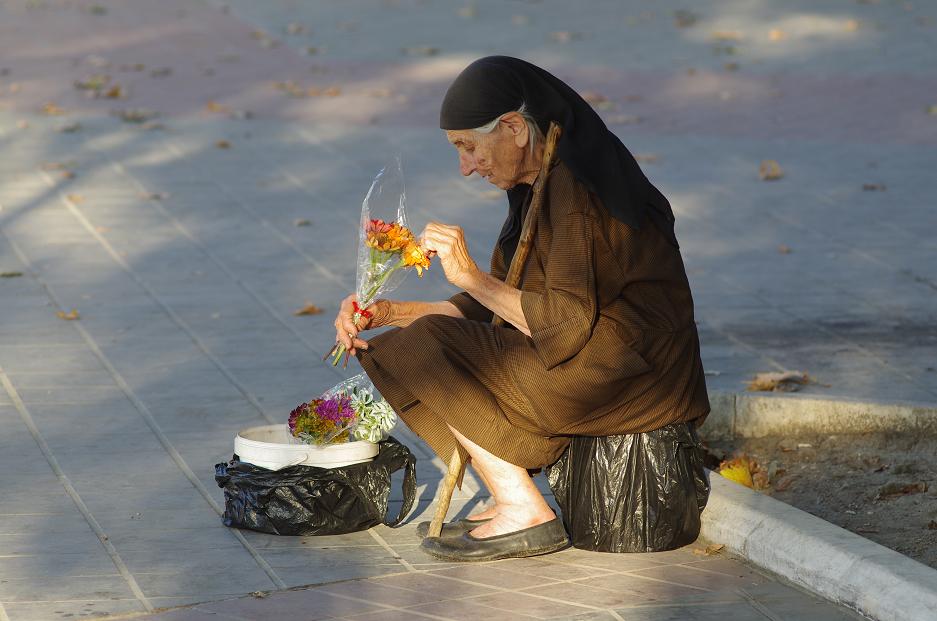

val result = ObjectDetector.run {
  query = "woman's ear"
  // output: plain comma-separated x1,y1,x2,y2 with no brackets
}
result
500,112,529,149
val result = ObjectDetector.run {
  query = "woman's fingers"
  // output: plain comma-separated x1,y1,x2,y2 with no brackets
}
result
334,293,360,351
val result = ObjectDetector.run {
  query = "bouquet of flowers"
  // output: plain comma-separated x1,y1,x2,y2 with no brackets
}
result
324,158,433,367
288,373,397,445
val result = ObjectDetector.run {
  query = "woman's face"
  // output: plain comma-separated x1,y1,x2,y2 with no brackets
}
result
445,113,532,190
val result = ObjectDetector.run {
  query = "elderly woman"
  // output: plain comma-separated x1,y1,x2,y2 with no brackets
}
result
333,56,709,561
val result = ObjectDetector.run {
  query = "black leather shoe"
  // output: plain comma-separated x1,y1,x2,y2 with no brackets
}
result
416,517,492,539
420,518,569,562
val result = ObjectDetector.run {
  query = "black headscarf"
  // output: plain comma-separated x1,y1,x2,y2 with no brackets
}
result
439,55,678,266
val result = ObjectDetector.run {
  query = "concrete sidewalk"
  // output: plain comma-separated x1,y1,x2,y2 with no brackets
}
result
0,0,934,619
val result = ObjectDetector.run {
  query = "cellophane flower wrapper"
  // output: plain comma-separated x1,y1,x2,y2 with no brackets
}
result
289,373,397,445
328,156,433,366
355,157,410,311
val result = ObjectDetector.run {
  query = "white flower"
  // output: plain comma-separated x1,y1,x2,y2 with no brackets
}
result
352,397,397,443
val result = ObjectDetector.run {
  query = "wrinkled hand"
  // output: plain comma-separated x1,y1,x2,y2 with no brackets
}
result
419,222,479,289
333,294,392,356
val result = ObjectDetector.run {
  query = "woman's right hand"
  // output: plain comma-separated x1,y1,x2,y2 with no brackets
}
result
333,295,392,355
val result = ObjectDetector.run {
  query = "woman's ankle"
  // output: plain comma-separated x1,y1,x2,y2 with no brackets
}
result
466,505,500,521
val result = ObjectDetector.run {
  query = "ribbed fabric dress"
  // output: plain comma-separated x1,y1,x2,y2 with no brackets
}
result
356,161,709,473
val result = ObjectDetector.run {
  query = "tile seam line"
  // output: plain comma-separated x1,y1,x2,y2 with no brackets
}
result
36,168,278,426
104,158,348,389
0,365,153,613
406,571,628,614
737,587,786,621
159,139,350,291
110,150,426,572
0,222,287,591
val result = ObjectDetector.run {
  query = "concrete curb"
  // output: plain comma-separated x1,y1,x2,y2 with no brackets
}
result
702,391,937,439
702,473,937,621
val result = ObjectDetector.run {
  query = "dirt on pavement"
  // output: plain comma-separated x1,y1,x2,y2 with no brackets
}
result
703,433,937,569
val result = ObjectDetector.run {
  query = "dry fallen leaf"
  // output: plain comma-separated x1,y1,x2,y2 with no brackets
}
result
878,481,928,499
752,470,770,490
719,456,754,488
692,542,726,556
705,543,725,555
634,154,659,164
293,303,323,316
215,140,231,149
113,108,159,123
57,309,80,320
401,46,439,56
103,84,126,99
550,31,581,43
747,370,812,392
75,74,110,92
206,100,231,114
673,10,699,28
58,122,82,133
759,160,784,181
1,271,23,278
711,30,743,42
774,476,794,492
778,244,792,254
294,218,311,227
308,86,341,97
67,194,84,203
41,102,65,116
769,28,787,41
927,520,937,530
845,19,860,31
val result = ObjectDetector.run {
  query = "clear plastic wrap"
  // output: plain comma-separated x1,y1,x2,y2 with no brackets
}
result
325,157,432,366
288,372,397,446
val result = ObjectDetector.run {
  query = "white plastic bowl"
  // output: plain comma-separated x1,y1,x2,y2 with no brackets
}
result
234,424,378,470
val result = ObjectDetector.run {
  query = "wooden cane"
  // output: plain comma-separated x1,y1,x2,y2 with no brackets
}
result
492,121,562,326
426,122,563,538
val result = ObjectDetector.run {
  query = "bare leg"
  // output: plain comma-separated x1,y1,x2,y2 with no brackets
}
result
466,464,500,520
447,425,555,538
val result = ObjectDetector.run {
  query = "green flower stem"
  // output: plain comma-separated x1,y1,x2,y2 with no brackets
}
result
328,255,407,366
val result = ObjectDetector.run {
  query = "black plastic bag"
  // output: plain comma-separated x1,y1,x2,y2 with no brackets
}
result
215,436,417,536
546,421,710,553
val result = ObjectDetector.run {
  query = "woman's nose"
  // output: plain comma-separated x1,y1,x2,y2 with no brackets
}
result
459,152,476,177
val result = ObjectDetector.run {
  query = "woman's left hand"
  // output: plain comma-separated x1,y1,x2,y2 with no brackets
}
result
420,222,479,290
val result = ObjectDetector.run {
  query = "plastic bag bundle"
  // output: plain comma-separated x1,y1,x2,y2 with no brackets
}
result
215,436,416,536
547,421,710,553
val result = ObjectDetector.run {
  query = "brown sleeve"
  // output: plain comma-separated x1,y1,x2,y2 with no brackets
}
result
520,210,598,370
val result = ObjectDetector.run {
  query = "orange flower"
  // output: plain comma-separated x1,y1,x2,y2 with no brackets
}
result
402,242,432,276
366,222,414,253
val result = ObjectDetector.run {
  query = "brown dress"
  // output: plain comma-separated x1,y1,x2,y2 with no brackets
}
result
356,161,709,472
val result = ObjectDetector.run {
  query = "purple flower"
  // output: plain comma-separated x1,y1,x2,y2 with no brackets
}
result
288,402,310,433
314,395,355,423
